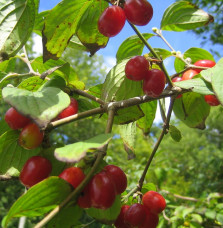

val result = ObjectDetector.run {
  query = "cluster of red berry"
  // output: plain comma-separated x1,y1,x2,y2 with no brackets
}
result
4,97,78,150
98,0,153,37
115,191,166,228
125,56,166,97
172,59,220,106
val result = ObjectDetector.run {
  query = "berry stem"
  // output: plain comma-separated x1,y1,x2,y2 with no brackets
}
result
137,96,175,191
34,109,116,228
128,23,173,87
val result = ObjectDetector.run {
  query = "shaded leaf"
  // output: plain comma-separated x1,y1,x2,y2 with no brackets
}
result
116,34,154,62
169,125,182,142
2,177,72,227
173,92,210,129
161,1,214,32
0,0,37,57
0,130,40,175
39,75,66,91
55,134,113,163
137,100,157,135
2,87,70,128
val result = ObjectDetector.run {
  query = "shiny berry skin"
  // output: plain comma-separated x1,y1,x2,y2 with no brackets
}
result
124,203,147,227
20,156,52,188
103,165,127,194
114,205,131,228
98,6,126,37
143,69,166,97
182,69,198,81
124,0,153,26
59,167,85,189
77,184,92,209
5,107,30,130
142,191,166,214
139,207,159,228
89,172,116,209
19,123,44,150
58,98,78,119
172,77,183,99
204,95,220,106
194,59,216,73
125,56,149,81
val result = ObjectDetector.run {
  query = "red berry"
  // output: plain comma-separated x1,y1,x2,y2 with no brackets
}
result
19,123,44,150
139,207,159,228
204,95,220,106
89,172,116,209
125,56,149,81
124,203,147,227
182,69,198,81
114,205,131,228
58,98,78,119
20,156,52,188
142,191,166,214
77,184,92,209
5,107,30,130
124,0,153,26
59,167,85,189
143,69,166,97
103,165,127,194
172,77,183,99
98,6,126,37
194,59,216,73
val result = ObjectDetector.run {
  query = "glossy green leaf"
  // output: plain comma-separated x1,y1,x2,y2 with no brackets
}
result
209,58,223,105
0,0,37,57
18,76,47,91
148,48,172,60
174,48,214,73
137,100,157,135
173,92,210,129
0,119,10,136
0,130,40,175
87,195,121,225
119,122,136,159
33,10,49,36
161,1,214,31
2,177,72,227
76,1,109,56
42,0,91,61
55,134,113,163
47,205,83,228
169,125,182,142
2,87,70,128
174,77,214,95
116,34,154,62
68,35,88,51
141,183,157,194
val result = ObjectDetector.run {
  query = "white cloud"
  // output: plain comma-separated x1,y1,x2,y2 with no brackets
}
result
103,56,116,73
154,97,170,124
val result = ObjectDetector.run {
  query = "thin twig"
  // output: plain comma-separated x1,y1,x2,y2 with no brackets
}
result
0,72,38,84
137,96,175,191
162,190,199,202
71,88,105,105
35,109,116,228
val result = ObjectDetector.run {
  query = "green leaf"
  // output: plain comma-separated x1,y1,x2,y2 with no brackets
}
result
39,75,67,91
0,0,38,57
148,48,172,60
55,134,113,163
33,10,49,36
216,213,223,225
68,35,88,51
0,130,40,175
137,100,157,135
2,87,70,128
209,58,223,105
141,183,157,194
161,1,214,32
18,76,47,91
182,207,194,218
76,1,109,56
116,34,154,62
0,57,16,73
191,214,203,224
169,125,182,142
0,119,10,136
2,177,72,227
87,195,121,225
173,92,210,129
174,78,214,95
205,209,216,219
47,205,83,228
119,122,136,160
42,0,92,61
174,48,214,73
